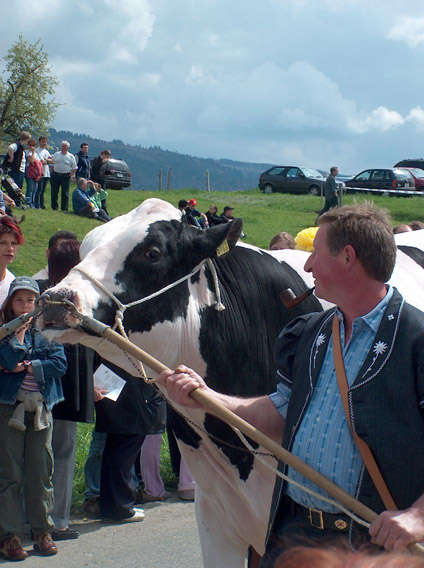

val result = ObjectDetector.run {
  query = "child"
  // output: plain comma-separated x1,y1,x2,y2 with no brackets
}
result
0,277,67,561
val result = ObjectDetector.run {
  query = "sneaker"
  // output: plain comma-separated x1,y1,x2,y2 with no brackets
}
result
33,532,57,556
103,508,145,523
136,489,172,504
83,497,100,519
0,535,28,561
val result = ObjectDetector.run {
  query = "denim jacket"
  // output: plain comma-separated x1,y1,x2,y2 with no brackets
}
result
0,328,67,409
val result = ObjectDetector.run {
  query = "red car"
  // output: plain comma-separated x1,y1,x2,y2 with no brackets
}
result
397,167,424,191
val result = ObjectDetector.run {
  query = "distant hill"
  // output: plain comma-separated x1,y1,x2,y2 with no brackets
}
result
49,129,272,191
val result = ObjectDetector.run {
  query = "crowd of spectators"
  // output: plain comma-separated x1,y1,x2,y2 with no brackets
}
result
178,198,236,229
1,132,112,223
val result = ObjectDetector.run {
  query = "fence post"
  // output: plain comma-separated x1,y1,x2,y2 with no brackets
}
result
206,169,210,192
167,168,172,190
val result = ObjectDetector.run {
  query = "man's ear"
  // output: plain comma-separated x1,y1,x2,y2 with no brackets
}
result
343,244,357,268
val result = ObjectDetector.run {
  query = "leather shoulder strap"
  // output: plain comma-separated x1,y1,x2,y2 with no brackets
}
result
332,315,397,511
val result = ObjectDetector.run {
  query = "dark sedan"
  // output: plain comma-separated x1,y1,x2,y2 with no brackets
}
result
344,168,414,194
258,166,325,195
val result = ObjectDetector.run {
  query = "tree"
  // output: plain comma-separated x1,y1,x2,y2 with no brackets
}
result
0,35,60,145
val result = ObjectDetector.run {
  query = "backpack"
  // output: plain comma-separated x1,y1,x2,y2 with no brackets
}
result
26,159,43,181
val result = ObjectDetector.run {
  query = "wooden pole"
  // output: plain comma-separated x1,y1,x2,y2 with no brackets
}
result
167,168,172,190
158,169,162,191
96,324,423,555
206,169,210,192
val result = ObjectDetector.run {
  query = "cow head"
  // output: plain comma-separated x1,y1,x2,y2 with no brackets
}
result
39,198,242,350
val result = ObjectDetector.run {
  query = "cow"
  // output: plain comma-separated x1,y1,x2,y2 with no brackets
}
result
38,199,424,567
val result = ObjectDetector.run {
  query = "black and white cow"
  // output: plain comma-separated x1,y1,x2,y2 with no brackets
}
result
39,199,424,567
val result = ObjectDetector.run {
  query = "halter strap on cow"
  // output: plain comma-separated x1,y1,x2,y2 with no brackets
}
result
332,315,398,511
72,257,225,335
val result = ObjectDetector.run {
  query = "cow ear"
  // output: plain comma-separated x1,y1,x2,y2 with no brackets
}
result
206,218,243,257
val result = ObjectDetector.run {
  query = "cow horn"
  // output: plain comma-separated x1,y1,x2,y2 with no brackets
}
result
280,287,315,309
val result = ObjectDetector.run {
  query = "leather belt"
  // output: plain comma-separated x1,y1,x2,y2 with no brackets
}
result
288,498,350,532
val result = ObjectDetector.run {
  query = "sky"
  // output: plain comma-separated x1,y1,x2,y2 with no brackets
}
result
1,0,424,174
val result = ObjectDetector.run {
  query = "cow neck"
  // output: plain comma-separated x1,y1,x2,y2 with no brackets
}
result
72,257,224,335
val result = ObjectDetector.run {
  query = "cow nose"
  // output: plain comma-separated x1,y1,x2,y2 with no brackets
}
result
40,289,78,327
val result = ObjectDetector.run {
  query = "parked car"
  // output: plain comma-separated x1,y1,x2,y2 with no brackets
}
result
98,158,132,190
258,166,325,195
396,168,424,191
344,168,414,194
394,158,424,171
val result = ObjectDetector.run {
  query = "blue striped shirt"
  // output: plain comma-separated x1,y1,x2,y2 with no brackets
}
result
270,286,393,512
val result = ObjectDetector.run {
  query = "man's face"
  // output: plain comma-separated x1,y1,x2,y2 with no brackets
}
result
39,138,47,148
225,209,233,217
61,144,69,154
81,144,88,155
304,224,344,302
79,179,88,191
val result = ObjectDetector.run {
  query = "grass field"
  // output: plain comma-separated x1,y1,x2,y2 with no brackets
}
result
9,184,424,508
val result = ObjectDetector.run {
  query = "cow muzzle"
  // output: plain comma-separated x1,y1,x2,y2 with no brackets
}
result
38,289,82,330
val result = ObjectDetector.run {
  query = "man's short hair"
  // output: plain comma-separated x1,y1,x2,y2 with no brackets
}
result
38,136,47,142
318,203,396,282
330,166,338,174
101,149,111,157
48,230,78,250
61,140,71,148
178,199,188,209
80,142,88,148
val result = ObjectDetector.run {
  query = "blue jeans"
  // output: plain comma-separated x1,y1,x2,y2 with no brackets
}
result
34,177,49,209
25,177,38,208
84,431,106,498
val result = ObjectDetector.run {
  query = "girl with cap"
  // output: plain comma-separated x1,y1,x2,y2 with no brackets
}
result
0,277,67,561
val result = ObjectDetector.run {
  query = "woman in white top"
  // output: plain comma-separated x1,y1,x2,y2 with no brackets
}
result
0,217,24,306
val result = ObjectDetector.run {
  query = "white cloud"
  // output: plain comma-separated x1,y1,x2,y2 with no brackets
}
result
348,107,405,134
388,16,424,48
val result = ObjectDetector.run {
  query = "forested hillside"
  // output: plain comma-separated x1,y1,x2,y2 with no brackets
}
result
49,129,272,191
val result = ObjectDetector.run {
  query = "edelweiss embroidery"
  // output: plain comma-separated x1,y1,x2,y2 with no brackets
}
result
373,341,387,356
313,333,326,367
363,340,388,376
316,333,326,347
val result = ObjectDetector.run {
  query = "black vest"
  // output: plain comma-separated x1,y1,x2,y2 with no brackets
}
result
2,141,24,172
268,289,424,537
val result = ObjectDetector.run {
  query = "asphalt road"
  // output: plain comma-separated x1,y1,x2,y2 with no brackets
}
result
3,496,203,568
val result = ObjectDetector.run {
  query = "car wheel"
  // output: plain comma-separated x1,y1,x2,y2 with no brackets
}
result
309,185,320,196
263,184,273,194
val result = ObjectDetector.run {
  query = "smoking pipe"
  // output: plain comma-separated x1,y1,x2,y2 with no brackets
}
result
280,287,315,309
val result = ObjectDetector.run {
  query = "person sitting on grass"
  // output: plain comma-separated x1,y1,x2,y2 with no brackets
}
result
88,185,112,221
72,178,110,222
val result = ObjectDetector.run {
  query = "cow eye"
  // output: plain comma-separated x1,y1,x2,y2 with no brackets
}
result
144,248,161,261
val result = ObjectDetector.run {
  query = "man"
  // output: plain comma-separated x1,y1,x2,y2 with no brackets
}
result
317,166,339,220
50,141,77,212
33,230,78,280
75,143,90,181
220,205,235,223
185,198,207,228
3,131,31,189
91,149,113,189
35,136,52,209
157,204,424,562
72,178,109,222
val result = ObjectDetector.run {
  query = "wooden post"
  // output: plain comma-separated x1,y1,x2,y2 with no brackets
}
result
158,169,162,191
167,168,172,190
206,169,210,192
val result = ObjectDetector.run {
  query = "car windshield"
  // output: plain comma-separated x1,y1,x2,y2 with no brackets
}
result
300,168,324,179
406,168,424,179
393,169,413,180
